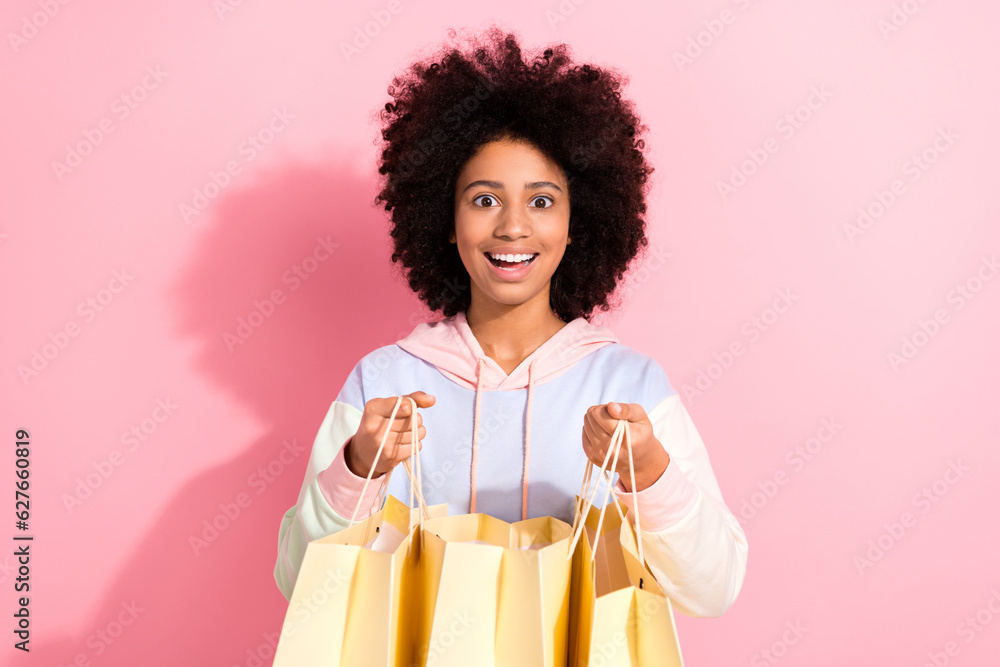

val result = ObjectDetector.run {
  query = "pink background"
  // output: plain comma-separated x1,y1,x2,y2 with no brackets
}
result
4,1,999,665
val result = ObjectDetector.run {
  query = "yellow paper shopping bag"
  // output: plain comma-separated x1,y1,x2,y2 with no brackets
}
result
567,419,685,667
416,512,574,666
273,396,445,667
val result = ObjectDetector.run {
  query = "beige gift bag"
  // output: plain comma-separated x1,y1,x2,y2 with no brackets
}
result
568,419,685,667
415,512,574,666
273,396,445,667
415,512,573,666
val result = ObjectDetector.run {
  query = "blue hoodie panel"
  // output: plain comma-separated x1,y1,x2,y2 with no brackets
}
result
335,342,677,525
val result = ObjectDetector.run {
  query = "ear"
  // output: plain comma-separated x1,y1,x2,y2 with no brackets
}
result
449,231,456,243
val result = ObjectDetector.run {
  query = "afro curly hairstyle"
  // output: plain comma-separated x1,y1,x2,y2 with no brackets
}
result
373,24,654,322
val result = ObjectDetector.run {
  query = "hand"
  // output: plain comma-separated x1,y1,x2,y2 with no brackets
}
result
344,391,435,478
581,401,670,492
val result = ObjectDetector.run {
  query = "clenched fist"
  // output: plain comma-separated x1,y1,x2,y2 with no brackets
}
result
344,391,435,478
581,401,670,492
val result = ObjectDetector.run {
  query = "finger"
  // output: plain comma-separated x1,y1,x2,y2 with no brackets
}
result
587,405,618,437
368,396,413,419
607,401,646,424
379,425,424,445
382,391,436,419
388,437,425,464
387,411,424,431
389,442,415,463
621,402,647,423
582,416,604,452
404,391,436,409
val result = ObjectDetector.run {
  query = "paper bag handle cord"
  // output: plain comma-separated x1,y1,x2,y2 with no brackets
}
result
348,396,429,529
624,421,644,565
585,421,628,561
566,419,644,565
568,419,627,548
401,395,430,529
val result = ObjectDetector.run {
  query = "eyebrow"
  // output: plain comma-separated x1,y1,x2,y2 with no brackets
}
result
460,179,564,194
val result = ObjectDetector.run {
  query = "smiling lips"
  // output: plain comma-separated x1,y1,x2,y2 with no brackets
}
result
485,250,538,270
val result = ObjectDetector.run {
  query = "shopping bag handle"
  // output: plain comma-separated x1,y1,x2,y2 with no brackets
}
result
566,418,644,566
348,395,429,532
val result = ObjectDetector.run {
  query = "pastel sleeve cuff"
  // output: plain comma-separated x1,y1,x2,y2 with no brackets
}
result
317,437,387,521
604,393,748,617
274,399,366,600
613,458,700,532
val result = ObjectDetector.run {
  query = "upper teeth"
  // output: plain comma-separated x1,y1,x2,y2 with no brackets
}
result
490,253,534,262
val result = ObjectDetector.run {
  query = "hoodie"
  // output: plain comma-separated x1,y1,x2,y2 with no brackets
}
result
273,311,748,617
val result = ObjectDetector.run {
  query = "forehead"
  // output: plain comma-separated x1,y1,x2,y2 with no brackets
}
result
457,138,566,181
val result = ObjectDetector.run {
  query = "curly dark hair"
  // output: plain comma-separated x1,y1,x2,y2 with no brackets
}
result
373,24,654,322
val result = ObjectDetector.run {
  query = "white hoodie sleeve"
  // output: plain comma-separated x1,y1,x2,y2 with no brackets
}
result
611,393,748,618
273,400,386,600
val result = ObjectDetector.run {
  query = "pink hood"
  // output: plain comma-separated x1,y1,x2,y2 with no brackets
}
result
396,310,619,390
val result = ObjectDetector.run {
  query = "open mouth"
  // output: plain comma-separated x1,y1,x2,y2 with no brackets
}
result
485,252,538,270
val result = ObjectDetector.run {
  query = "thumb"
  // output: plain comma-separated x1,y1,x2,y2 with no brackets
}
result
405,391,436,409
607,401,641,422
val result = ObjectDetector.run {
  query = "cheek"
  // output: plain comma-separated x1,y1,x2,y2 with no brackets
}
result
544,246,569,272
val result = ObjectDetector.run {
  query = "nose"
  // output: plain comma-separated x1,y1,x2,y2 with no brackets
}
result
493,206,530,240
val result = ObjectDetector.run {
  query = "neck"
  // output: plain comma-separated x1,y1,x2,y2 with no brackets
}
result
465,287,567,373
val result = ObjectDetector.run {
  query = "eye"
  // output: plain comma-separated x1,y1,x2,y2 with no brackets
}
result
530,196,553,209
473,194,500,208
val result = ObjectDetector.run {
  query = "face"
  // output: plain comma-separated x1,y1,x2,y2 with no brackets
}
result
451,137,571,315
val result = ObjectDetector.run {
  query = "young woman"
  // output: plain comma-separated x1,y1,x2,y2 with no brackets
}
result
274,26,747,618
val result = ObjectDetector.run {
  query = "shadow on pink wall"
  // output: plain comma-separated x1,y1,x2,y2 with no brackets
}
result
36,159,429,665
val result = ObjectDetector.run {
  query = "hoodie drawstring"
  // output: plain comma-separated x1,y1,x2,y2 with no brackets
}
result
469,356,536,522
522,359,536,521
469,358,486,514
